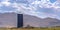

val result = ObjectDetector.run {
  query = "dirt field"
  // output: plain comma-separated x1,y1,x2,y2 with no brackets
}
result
0,27,60,30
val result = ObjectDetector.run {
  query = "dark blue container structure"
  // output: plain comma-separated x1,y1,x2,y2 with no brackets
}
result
17,14,23,28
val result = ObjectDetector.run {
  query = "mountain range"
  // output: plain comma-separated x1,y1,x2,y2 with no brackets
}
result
0,13,60,27
23,14,60,27
0,13,17,28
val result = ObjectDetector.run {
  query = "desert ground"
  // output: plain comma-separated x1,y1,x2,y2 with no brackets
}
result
0,27,60,30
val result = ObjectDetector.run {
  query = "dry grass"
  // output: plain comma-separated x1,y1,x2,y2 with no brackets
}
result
0,27,60,30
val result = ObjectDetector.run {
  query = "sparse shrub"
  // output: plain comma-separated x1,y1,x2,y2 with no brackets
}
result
25,25,34,29
40,27,48,29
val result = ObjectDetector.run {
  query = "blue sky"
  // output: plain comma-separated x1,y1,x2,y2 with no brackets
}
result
50,0,56,3
0,0,60,20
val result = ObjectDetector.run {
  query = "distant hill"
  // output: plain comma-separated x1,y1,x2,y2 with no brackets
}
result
0,13,17,28
0,13,60,28
23,14,60,27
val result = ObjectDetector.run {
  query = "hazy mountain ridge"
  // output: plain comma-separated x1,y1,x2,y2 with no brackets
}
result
0,13,60,27
0,13,17,28
23,14,60,27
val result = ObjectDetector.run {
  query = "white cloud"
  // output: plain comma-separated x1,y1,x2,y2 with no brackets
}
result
0,0,60,19
10,0,60,19
1,2,11,6
0,4,2,7
0,0,11,6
